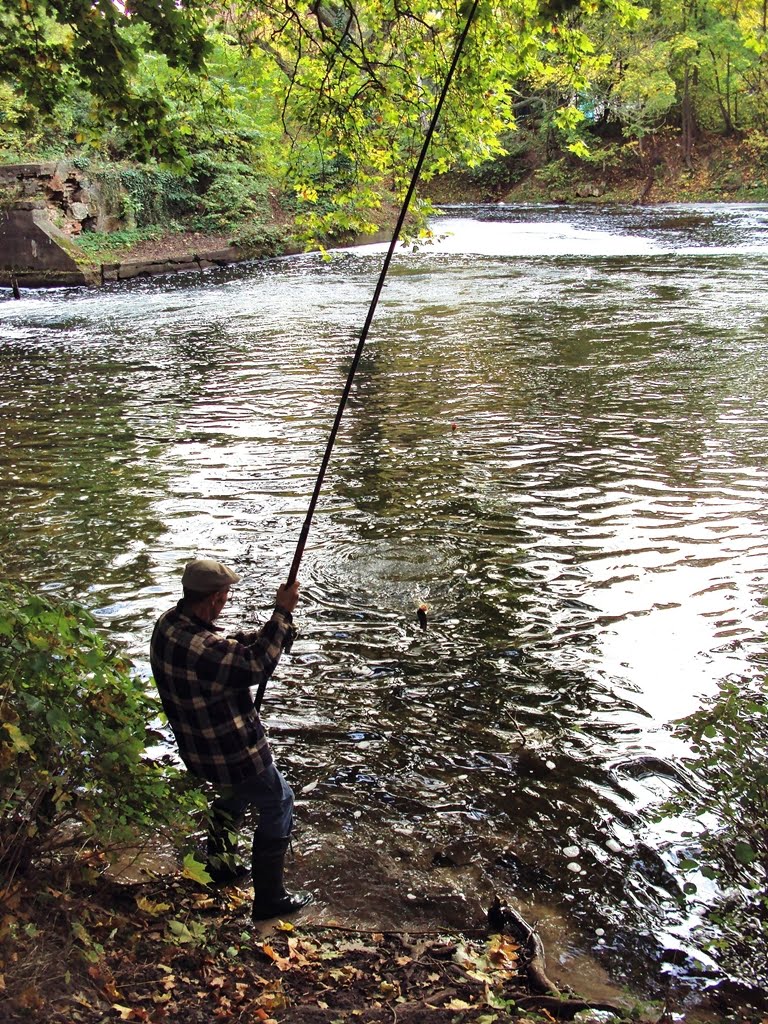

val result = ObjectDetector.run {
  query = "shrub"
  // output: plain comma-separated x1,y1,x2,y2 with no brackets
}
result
0,584,203,881
188,154,272,232
230,221,288,257
662,677,768,983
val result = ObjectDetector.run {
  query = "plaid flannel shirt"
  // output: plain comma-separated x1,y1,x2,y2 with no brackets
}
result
150,600,294,786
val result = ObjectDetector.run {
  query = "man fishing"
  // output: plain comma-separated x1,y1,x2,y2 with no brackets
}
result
150,557,312,920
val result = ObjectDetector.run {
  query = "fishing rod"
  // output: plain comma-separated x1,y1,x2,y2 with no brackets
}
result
255,0,481,711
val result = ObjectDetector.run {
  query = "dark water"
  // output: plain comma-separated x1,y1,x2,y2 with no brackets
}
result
2,203,768,995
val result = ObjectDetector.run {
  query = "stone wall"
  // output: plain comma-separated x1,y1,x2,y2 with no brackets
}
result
0,161,120,236
0,162,109,286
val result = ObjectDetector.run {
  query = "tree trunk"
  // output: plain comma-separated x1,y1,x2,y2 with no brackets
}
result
681,67,697,169
710,49,736,133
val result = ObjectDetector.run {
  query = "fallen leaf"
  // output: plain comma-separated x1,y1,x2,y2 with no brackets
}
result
215,995,233,1015
112,1004,135,1020
488,934,519,964
191,895,216,909
14,987,43,1010
167,920,195,943
181,853,212,885
287,938,314,967
275,920,294,932
136,896,171,916
0,886,22,911
259,979,288,1009
300,779,318,793
259,944,291,971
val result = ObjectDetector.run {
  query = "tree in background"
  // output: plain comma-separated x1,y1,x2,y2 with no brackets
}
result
582,0,768,156
3,0,768,237
0,0,211,159
0,0,644,237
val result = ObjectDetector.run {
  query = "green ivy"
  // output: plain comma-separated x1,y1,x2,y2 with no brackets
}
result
92,165,197,228
185,154,270,232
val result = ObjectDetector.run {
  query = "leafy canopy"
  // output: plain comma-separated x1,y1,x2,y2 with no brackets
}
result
1,0,210,111
1,0,644,161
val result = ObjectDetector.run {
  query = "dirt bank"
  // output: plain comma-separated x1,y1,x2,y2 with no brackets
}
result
4,862,764,1024
424,130,768,207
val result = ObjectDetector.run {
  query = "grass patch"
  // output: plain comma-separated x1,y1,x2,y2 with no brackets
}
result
75,225,170,261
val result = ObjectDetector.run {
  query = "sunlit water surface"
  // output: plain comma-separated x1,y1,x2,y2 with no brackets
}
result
2,203,768,995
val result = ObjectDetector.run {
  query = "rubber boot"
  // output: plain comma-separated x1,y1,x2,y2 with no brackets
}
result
251,836,313,920
205,806,250,885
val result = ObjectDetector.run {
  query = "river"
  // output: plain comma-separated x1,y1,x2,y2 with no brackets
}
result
2,202,767,999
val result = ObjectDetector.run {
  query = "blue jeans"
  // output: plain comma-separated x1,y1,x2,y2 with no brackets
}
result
211,763,295,842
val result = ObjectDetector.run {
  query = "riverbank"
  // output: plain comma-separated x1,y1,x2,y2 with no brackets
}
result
424,129,768,207
0,866,594,1023
72,131,768,270
2,857,763,1023
3,130,767,292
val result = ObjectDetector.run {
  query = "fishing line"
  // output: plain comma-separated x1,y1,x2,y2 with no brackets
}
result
255,0,481,710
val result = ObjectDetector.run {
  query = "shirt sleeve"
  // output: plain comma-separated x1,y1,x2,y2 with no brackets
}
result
229,607,293,647
197,608,294,691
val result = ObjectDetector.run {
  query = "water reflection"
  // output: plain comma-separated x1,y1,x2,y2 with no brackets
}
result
2,203,768,993
0,336,166,596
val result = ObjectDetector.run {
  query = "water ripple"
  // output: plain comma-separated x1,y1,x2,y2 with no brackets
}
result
2,203,768,984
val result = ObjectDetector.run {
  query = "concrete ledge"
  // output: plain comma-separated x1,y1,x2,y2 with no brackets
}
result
0,268,96,287
1,204,100,287
195,247,244,264
116,261,189,280
101,245,246,283
2,230,392,292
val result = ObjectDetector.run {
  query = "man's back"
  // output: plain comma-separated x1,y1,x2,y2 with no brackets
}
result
150,600,286,785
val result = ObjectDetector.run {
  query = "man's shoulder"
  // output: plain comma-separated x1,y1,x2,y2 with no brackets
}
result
154,602,184,631
152,602,201,646
155,607,237,654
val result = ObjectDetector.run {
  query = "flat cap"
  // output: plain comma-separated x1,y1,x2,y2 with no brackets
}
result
181,558,241,593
